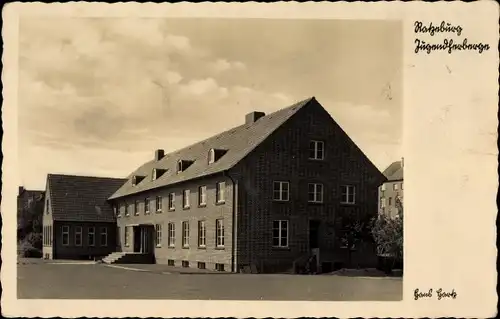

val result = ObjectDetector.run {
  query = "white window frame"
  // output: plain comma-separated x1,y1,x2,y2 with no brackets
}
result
381,183,386,191
75,226,83,246
155,224,162,247
145,198,150,214
100,227,108,246
183,189,190,209
168,223,175,247
168,193,175,210
62,225,69,246
308,183,324,203
198,220,206,248
199,186,207,206
341,185,356,204
273,181,290,201
125,203,130,216
134,200,139,215
156,196,162,212
272,220,289,248
380,197,386,208
208,149,216,164
309,140,325,160
401,183,404,190
182,221,190,248
216,219,225,248
88,227,95,246
216,182,226,203
393,183,399,191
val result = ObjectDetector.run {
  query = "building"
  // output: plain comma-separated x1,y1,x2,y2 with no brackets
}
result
42,174,126,260
108,97,386,273
378,158,404,218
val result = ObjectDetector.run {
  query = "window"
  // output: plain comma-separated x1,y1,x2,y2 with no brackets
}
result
393,183,399,191
309,140,325,160
114,205,120,218
216,182,225,203
155,224,162,247
124,226,130,246
388,197,392,206
183,190,190,209
145,198,150,214
88,227,95,246
75,226,82,246
62,225,69,246
216,219,224,248
46,198,50,214
381,184,386,191
168,223,175,247
273,181,290,201
308,183,323,203
168,193,175,210
156,196,162,212
380,197,386,208
100,227,108,246
215,263,225,272
177,160,183,173
182,221,190,248
168,259,175,266
208,149,216,164
199,186,207,206
134,200,139,215
341,185,356,204
125,203,130,216
182,260,190,268
198,220,206,248
401,183,404,190
198,262,206,269
273,220,289,247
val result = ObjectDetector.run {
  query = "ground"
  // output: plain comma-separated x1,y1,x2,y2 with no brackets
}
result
17,259,402,300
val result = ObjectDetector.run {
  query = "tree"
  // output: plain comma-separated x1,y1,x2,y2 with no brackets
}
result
336,213,373,267
371,196,403,271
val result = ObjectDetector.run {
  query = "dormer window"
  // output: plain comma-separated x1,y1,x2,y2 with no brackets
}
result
208,149,216,164
132,175,145,186
208,148,228,164
177,160,194,174
152,168,167,181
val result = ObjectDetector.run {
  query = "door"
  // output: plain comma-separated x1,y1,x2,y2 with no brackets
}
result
133,226,141,252
309,220,320,249
139,225,155,254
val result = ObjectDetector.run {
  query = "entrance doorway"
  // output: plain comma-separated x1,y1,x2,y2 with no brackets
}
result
133,225,154,254
309,220,320,249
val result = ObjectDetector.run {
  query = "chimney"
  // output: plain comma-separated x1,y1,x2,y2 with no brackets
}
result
155,149,165,161
18,186,24,196
245,111,265,124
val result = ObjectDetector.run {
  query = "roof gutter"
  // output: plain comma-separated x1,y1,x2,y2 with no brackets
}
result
223,170,238,273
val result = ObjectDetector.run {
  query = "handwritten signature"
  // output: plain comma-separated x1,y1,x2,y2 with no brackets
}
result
414,288,458,300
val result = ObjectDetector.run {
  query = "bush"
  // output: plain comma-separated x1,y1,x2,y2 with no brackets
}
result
17,236,43,258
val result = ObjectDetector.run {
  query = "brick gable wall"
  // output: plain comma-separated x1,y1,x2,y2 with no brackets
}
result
231,100,384,272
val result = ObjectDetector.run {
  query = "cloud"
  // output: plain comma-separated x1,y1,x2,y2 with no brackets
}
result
209,59,247,73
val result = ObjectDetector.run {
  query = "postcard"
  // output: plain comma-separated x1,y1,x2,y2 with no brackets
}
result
2,1,498,318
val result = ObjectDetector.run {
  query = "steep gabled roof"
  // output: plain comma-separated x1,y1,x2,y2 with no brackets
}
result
47,174,126,222
382,160,404,181
109,97,315,200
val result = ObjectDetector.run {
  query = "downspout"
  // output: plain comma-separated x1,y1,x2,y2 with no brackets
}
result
223,170,238,273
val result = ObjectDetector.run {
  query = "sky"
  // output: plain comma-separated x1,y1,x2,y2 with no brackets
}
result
18,18,402,190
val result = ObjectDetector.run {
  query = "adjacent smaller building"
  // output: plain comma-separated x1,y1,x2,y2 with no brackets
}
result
378,158,404,218
42,174,126,260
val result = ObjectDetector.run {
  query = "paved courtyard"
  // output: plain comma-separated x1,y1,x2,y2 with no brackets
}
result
17,260,402,300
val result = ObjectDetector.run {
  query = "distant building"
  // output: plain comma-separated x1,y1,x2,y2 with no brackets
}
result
378,158,404,218
107,97,386,273
42,174,126,260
